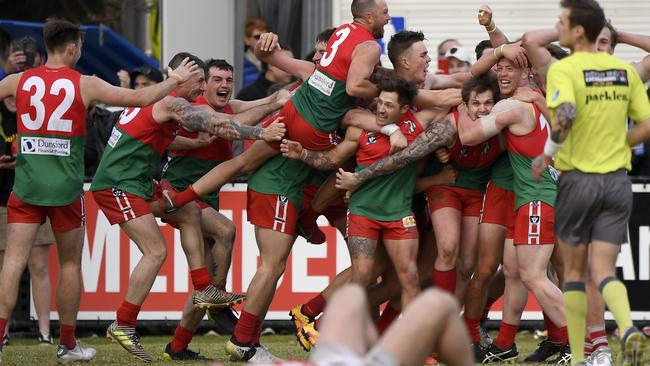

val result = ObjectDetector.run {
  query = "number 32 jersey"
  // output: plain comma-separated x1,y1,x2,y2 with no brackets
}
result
14,66,87,206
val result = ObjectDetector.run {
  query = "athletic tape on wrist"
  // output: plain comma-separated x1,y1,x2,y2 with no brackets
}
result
380,124,400,136
543,135,563,157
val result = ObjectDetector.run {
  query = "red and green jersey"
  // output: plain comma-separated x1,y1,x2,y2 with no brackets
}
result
14,66,87,206
247,154,312,209
490,152,514,191
91,102,177,199
446,109,502,190
503,102,557,208
162,96,233,209
292,22,376,133
349,110,424,221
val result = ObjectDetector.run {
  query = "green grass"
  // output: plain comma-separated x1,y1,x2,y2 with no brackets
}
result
0,331,620,365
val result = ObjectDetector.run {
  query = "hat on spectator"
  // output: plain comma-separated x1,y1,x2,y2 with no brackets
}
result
445,46,474,64
130,66,164,83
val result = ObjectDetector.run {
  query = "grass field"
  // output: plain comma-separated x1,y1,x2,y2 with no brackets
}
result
0,331,622,365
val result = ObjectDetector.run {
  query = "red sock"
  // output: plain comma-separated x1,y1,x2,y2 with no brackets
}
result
432,268,457,294
584,337,594,357
59,323,76,349
464,317,482,343
543,312,559,343
481,296,500,321
556,326,568,345
251,318,263,344
170,325,194,353
233,310,258,344
117,301,141,328
376,304,400,335
190,267,212,291
495,322,518,350
175,185,200,207
302,294,326,319
217,283,226,291
589,325,608,351
0,317,6,341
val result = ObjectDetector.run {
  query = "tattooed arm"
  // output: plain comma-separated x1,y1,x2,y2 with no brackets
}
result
336,119,456,191
549,102,576,143
281,127,361,170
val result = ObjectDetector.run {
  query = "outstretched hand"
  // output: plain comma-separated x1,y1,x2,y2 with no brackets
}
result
168,57,200,83
280,139,304,160
261,117,286,142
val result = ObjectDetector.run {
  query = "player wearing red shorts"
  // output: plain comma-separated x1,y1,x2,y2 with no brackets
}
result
456,56,568,363
160,59,287,360
90,53,284,362
0,19,200,364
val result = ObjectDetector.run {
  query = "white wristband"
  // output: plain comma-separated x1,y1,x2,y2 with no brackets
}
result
380,124,400,136
543,135,563,157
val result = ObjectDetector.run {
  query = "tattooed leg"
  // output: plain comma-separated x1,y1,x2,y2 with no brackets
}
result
348,236,379,287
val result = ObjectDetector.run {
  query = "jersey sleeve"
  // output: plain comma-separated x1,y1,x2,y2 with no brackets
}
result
546,61,576,114
627,66,650,123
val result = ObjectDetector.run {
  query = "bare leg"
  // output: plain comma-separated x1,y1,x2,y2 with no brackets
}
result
347,236,379,287
200,208,236,287
502,239,528,326
157,202,205,271
52,227,85,326
431,208,462,272
28,244,52,335
455,216,480,302
119,215,168,305
376,288,474,366
0,223,40,320
383,238,420,308
192,141,278,196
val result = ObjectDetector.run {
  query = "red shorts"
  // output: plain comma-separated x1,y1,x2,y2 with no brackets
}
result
480,182,516,238
92,184,161,225
265,100,340,151
426,186,484,217
302,183,347,224
7,192,86,232
347,213,419,241
247,188,298,235
513,201,555,245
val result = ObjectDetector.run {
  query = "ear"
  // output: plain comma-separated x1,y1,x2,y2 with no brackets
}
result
400,56,409,70
400,104,410,115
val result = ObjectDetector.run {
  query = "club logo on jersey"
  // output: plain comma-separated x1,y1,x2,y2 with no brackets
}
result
460,146,469,158
308,69,335,97
403,120,416,134
529,215,540,224
583,69,628,87
402,215,416,228
21,136,70,156
329,133,341,146
278,195,289,205
107,127,122,148
367,133,377,144
481,142,491,156
111,188,124,197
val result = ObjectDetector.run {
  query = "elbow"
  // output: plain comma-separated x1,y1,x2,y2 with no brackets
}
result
521,32,534,48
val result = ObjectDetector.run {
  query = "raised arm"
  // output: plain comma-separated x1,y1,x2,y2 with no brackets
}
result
414,89,462,109
346,41,381,98
336,119,456,191
280,127,361,170
228,88,290,115
167,132,216,150
254,33,317,82
521,29,559,78
478,4,509,47
82,57,199,107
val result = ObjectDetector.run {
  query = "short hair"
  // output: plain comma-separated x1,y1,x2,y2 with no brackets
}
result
316,28,336,44
205,59,234,76
43,18,83,53
376,75,418,107
560,0,606,43
461,74,500,104
168,52,205,75
245,16,267,38
604,20,618,49
546,44,569,60
387,30,425,67
351,0,377,19
437,38,459,57
474,40,492,60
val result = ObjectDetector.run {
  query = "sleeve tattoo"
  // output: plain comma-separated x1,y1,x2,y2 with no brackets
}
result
550,102,576,143
301,150,339,170
355,119,457,184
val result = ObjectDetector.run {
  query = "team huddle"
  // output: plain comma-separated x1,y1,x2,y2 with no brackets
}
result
0,0,649,365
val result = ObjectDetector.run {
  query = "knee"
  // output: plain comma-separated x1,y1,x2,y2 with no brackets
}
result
457,260,475,281
352,264,374,286
28,260,49,279
519,270,540,289
223,222,237,247
177,202,202,224
475,265,497,283
259,257,288,280
437,244,458,264
420,288,459,313
146,243,168,266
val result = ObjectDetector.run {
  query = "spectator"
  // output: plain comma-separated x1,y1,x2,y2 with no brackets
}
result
445,46,473,74
0,37,44,80
436,38,461,74
243,16,268,87
116,65,164,90
236,47,294,101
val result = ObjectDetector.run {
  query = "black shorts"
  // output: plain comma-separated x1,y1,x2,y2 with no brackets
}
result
555,169,632,245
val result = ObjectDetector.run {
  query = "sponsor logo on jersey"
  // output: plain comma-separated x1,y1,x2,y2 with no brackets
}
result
583,69,628,87
107,127,122,148
585,90,629,105
21,136,70,156
402,215,416,228
308,69,336,97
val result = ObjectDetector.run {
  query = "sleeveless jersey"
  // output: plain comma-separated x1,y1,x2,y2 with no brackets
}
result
14,66,87,206
91,102,177,199
447,109,502,190
503,102,557,208
291,22,376,133
162,96,233,209
490,153,514,191
349,110,424,221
